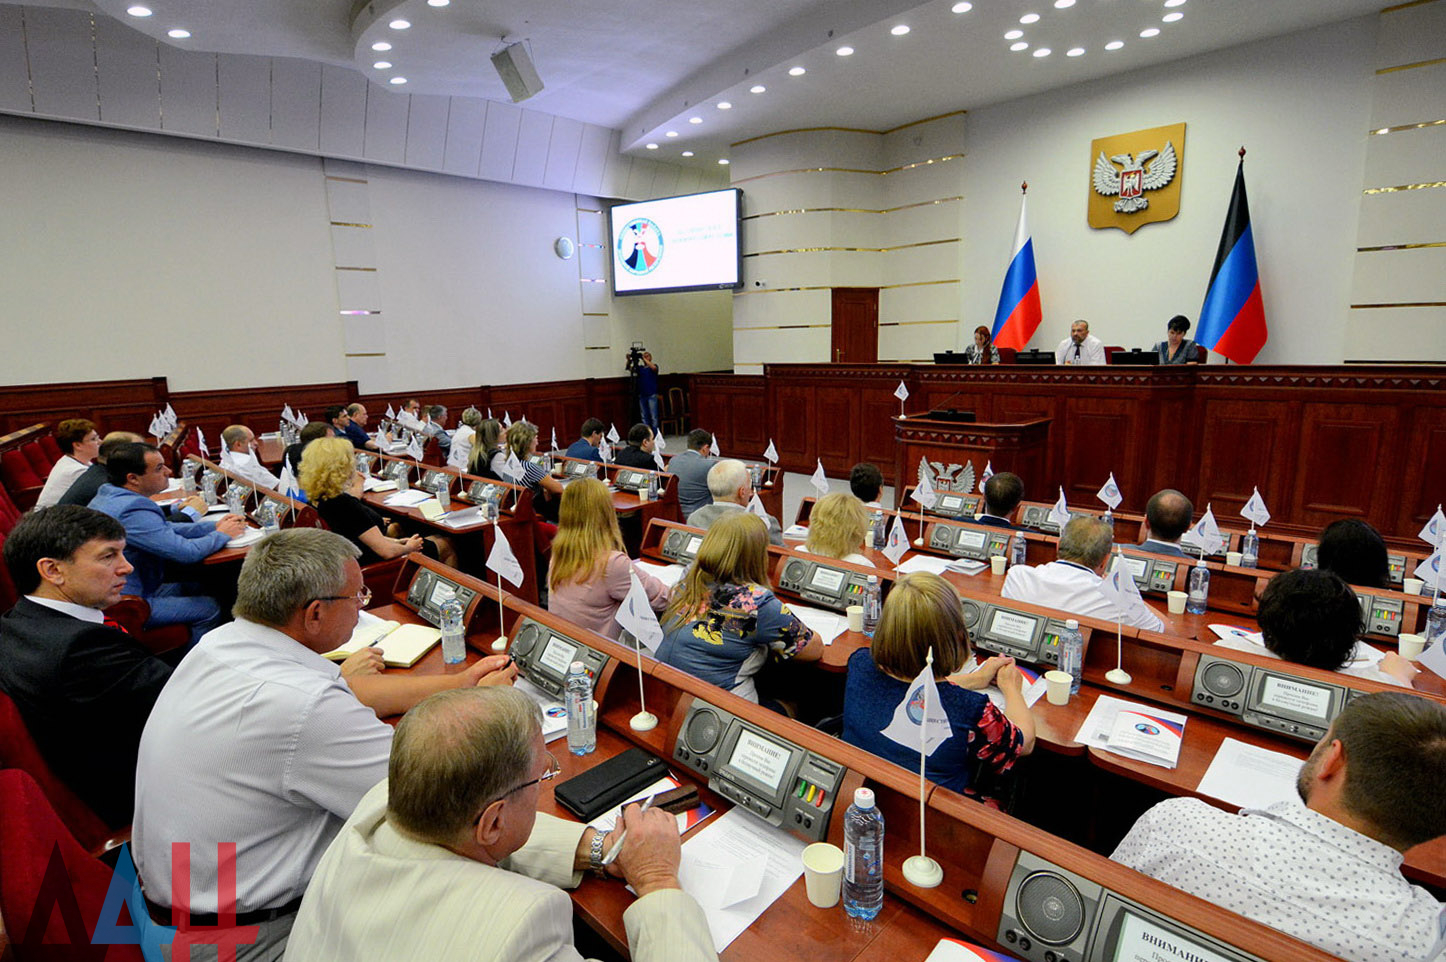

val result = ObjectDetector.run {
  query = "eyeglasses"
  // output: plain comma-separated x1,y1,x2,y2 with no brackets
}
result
475,752,561,824
313,586,372,607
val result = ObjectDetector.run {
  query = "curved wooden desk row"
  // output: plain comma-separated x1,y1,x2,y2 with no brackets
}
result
373,554,1341,962
553,449,784,523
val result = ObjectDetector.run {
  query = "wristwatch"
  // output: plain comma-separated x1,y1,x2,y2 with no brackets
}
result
588,830,609,878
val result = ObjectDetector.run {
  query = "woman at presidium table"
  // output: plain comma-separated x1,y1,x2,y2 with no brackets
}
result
1156,314,1200,364
300,437,457,567
963,325,1001,365
656,512,823,711
843,572,1035,806
547,478,668,640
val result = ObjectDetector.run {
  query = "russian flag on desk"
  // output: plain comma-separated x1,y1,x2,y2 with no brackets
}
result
989,189,1042,351
1196,156,1268,364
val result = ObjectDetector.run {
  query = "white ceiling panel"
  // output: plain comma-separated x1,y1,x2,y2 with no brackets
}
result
319,63,366,158
94,12,158,129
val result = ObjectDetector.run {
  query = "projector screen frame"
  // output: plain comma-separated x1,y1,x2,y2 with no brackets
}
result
607,187,744,296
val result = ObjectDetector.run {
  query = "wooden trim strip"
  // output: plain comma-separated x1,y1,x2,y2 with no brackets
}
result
744,238,960,256
1376,56,1446,74
1362,181,1446,194
1349,302,1446,307
743,197,964,220
329,221,373,228
1369,118,1446,135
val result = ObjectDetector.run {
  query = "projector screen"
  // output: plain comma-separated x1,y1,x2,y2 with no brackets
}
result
608,188,742,295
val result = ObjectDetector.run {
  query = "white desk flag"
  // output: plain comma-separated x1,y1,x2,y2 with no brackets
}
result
1100,553,1145,621
810,460,829,496
504,450,525,482
502,411,512,428
278,461,300,499
912,458,938,509
978,461,994,494
385,404,395,419
486,527,525,588
884,513,910,565
1240,487,1271,528
1097,474,1122,510
407,434,424,461
763,439,778,464
1181,504,1225,556
1048,488,1071,531
607,424,621,443
196,428,209,458
1418,505,1445,547
1413,546,1441,590
654,433,667,453
747,492,770,521
894,381,910,403
615,570,663,651
652,448,666,471
149,414,166,440
879,652,952,756
710,433,722,458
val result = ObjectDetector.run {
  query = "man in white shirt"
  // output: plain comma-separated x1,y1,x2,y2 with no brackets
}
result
1054,319,1106,365
133,528,514,961
687,459,783,546
285,687,717,962
1113,691,1446,962
1001,516,1164,631
220,424,283,491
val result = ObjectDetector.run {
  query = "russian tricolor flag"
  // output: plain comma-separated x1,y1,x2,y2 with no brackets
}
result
990,190,1042,351
1197,157,1267,364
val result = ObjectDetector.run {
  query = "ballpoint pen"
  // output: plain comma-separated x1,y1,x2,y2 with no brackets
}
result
600,795,654,866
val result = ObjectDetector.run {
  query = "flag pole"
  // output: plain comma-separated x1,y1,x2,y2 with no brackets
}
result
1105,550,1133,685
903,647,943,889
630,639,658,731
490,522,510,653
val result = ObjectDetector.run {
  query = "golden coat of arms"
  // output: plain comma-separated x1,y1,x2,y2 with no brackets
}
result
1088,122,1185,234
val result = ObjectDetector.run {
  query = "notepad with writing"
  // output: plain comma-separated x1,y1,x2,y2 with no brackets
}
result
323,613,441,667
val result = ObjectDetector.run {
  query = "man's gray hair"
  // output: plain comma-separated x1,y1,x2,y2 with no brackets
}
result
1058,516,1113,568
220,424,249,450
428,404,447,420
389,687,542,845
460,406,483,429
707,459,749,501
346,402,366,417
233,528,361,626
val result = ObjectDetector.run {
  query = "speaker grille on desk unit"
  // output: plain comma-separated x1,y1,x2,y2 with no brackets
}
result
512,623,541,658
783,561,806,584
1201,661,1246,698
961,599,983,630
1016,871,1086,945
684,708,722,754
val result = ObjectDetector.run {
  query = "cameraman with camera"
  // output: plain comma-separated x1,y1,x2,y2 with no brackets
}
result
627,344,661,432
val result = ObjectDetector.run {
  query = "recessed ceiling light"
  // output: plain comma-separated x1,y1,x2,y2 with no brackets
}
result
750,85,766,93
371,41,392,51
1054,0,1075,7
717,101,731,109
891,25,910,36
788,66,806,76
1033,47,1051,57
373,61,392,69
1067,47,1085,56
427,0,449,5
718,159,730,165
389,19,410,30
167,28,190,39
1005,29,1023,40
1105,40,1124,50
1011,41,1029,51
1373,128,1388,135
1020,13,1040,24
836,46,854,56
682,151,695,157
126,5,152,16
1162,12,1183,21
389,76,407,84
951,2,973,12
646,143,658,150
1140,27,1160,37
689,116,703,124
665,130,679,137
1164,0,1186,6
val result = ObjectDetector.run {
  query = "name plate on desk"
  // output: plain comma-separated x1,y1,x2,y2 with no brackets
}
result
673,699,843,843
660,528,704,564
959,599,1076,666
1114,552,1178,595
930,492,980,520
1191,653,1345,742
776,557,870,612
614,468,652,494
928,524,1010,561
405,568,479,628
509,617,608,699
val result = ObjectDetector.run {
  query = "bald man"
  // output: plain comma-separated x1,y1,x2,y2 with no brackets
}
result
1055,319,1105,365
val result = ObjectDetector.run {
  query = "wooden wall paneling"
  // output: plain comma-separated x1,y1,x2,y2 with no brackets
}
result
859,390,900,472
1291,401,1401,529
0,377,167,436
173,381,360,441
991,390,1060,494
1194,396,1293,521
1058,397,1136,507
815,389,859,475
769,384,816,472
1399,405,1446,535
729,389,768,456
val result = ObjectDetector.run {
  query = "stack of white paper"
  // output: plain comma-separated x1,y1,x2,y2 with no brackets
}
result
383,489,434,507
894,554,953,576
783,602,845,645
227,526,266,548
1075,694,1187,768
634,560,687,588
782,524,809,541
677,808,806,953
1195,738,1302,810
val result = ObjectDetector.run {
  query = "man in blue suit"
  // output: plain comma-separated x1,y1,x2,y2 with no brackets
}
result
564,418,606,461
89,442,246,640
976,472,1025,529
1139,489,1193,557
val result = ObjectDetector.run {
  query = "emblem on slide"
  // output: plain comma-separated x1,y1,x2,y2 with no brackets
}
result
1087,122,1185,234
617,218,663,275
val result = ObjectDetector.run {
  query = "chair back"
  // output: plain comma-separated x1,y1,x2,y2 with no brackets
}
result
1103,344,1124,363
1194,343,1208,363
38,434,64,465
0,691,113,850
997,347,1017,364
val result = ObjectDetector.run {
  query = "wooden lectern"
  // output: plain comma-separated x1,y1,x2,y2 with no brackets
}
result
893,413,1051,494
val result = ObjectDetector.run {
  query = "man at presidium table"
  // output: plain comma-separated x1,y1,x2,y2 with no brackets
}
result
1054,319,1106,365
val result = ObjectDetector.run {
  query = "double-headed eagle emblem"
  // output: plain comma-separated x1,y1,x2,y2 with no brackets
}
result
1092,141,1178,213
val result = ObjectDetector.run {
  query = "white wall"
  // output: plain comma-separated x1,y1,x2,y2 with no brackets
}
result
960,17,1377,363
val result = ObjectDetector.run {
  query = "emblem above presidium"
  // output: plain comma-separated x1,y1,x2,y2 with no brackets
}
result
1087,122,1185,234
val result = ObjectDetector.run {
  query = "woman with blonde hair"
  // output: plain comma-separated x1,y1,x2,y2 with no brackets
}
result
301,437,455,565
657,512,822,706
547,478,668,638
467,418,504,480
804,492,872,565
490,421,564,515
447,406,484,471
843,571,1034,804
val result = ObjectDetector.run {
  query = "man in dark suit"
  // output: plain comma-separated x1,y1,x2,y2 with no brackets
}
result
1140,489,1193,557
614,423,659,469
0,505,173,827
977,472,1025,529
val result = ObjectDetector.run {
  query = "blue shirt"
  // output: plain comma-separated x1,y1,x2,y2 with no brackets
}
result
565,439,601,462
656,582,810,703
842,648,1024,800
638,365,659,396
89,484,231,597
341,420,371,448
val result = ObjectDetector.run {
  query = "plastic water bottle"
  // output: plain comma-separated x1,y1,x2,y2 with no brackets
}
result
1240,529,1260,568
564,661,596,756
258,499,280,535
1010,533,1027,568
438,587,466,665
842,788,884,920
1058,619,1083,694
871,510,887,550
484,489,501,522
434,475,449,509
1186,557,1211,614
1426,602,1446,652
201,472,218,506
862,575,882,636
1102,508,1114,529
225,486,245,516
396,466,409,492
647,472,660,501
543,451,554,474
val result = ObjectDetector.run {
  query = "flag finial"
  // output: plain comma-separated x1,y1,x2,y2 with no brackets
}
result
1020,180,1028,194
1238,146,1246,160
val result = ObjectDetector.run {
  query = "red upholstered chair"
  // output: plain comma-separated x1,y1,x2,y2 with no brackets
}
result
0,770,144,962
1,449,44,509
38,434,64,465
22,443,51,478
1103,345,1124,363
997,347,1017,364
0,692,119,854
1194,343,1208,363
103,597,189,658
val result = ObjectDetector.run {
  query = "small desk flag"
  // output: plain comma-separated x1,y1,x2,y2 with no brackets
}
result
550,427,559,452
504,451,524,482
1181,504,1225,556
502,411,512,428
894,381,910,403
912,458,938,509
810,460,829,497
1097,474,1122,510
1240,487,1271,528
1419,506,1445,547
710,433,722,458
652,448,666,471
615,570,663,651
407,434,424,461
607,424,621,443
385,404,395,419
1048,488,1071,531
486,527,525,588
196,428,209,458
879,654,953,757
979,461,994,494
747,492,770,521
654,434,667,453
278,461,300,500
763,439,778,464
1413,546,1441,590
1099,553,1145,622
884,513,910,565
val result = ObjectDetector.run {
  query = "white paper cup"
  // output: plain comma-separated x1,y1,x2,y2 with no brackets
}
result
1044,670,1073,706
846,605,864,633
1400,633,1427,660
1166,590,1188,615
990,555,1007,575
1403,577,1424,596
637,486,650,502
1226,551,1243,567
801,842,845,908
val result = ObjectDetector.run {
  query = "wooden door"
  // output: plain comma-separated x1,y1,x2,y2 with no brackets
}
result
830,288,878,364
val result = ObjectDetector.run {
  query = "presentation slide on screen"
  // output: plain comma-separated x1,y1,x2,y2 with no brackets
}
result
610,188,740,294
